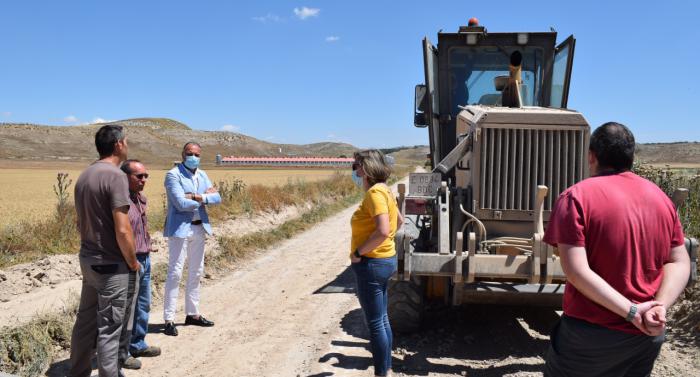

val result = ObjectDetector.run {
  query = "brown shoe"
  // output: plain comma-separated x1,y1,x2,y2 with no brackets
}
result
122,356,142,370
131,345,161,357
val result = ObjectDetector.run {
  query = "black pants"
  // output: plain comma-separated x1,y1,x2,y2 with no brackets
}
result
545,315,664,377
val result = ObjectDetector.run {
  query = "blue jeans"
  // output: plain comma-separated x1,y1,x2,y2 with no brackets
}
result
129,253,151,354
351,256,397,377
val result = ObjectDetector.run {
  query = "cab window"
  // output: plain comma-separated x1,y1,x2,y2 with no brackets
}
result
448,46,544,117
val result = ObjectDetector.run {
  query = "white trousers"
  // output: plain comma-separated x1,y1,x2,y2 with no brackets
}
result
163,225,206,321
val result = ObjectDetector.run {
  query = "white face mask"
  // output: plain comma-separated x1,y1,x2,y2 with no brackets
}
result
351,170,363,188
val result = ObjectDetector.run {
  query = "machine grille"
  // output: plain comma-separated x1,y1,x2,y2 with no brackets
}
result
479,127,586,211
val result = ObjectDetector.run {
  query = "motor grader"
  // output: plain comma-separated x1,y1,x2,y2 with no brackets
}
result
390,20,699,331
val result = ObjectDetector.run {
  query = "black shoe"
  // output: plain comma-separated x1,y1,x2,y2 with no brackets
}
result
164,321,178,336
185,315,215,327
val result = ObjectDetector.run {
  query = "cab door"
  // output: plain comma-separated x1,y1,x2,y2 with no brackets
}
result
550,35,576,108
423,37,441,166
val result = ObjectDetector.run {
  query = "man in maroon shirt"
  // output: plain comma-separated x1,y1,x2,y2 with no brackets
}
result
121,160,161,363
543,122,690,376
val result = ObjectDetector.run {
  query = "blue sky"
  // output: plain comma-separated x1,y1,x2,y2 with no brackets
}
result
1,1,698,147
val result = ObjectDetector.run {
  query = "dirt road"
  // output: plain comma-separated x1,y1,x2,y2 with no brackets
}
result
127,204,361,377
39,194,699,377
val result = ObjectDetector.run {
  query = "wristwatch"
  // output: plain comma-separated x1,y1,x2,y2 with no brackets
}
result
353,249,361,258
625,303,638,322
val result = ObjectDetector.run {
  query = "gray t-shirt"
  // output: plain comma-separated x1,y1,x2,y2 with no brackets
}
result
74,161,131,262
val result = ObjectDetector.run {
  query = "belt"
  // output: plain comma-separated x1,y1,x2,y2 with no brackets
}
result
191,220,203,225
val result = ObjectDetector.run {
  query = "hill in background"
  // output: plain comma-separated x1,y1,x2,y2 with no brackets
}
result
635,142,700,166
0,118,697,168
0,118,357,167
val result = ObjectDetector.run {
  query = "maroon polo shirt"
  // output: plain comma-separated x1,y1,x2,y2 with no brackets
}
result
544,171,685,334
128,192,152,254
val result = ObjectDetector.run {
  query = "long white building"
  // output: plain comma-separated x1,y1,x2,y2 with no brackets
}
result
216,155,354,168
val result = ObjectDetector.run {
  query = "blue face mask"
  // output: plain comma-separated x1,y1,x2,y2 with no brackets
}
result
184,155,200,170
351,170,363,188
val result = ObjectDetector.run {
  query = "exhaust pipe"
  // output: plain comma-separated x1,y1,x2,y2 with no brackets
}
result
503,51,523,108
497,51,523,108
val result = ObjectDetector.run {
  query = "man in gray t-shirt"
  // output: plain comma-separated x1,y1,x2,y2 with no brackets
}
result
69,124,142,377
75,160,131,261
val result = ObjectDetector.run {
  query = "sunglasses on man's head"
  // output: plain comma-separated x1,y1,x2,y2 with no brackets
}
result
133,173,149,179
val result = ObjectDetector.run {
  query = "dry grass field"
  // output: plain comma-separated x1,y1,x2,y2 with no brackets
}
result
0,168,348,227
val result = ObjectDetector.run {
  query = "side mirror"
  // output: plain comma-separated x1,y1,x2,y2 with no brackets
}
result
414,84,428,128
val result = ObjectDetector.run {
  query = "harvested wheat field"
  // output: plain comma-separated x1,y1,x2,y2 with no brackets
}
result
0,167,347,227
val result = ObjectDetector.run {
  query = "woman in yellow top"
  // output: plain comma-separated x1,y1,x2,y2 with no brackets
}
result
350,149,403,377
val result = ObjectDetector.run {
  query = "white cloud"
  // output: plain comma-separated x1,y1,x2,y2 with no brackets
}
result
252,13,281,23
63,115,78,123
325,36,340,42
293,7,320,20
220,124,240,133
92,117,114,124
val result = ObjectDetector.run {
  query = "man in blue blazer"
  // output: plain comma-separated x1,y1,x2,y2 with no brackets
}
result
163,142,221,336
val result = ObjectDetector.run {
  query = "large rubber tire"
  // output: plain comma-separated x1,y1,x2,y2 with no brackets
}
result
388,276,425,333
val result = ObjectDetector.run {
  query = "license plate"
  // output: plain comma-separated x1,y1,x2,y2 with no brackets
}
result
408,173,441,197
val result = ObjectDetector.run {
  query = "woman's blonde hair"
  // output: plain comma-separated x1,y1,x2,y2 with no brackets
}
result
354,149,392,187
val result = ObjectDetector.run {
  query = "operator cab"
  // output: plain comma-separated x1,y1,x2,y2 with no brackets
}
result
414,20,576,165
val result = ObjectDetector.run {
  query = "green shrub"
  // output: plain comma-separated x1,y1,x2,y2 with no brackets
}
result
634,162,700,239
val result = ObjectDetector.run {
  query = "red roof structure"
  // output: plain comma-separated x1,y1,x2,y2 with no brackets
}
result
218,156,353,167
